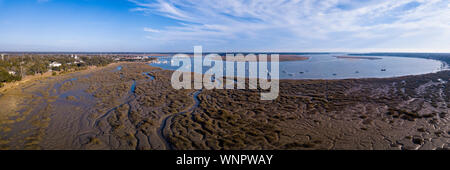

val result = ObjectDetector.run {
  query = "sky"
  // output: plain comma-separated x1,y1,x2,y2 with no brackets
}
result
0,0,449,52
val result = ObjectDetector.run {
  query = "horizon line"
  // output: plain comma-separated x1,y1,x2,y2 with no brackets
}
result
1,51,450,54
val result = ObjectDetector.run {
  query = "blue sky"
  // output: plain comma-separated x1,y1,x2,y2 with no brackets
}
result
0,0,449,52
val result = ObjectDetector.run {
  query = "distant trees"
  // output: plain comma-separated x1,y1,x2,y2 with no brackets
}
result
0,54,114,88
0,68,21,84
351,53,450,65
81,56,113,66
51,66,61,71
27,62,48,75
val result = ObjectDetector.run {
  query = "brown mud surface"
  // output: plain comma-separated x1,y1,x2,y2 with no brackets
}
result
0,62,448,150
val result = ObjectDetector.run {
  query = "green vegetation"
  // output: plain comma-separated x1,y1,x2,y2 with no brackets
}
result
0,68,21,87
80,56,113,67
0,54,113,87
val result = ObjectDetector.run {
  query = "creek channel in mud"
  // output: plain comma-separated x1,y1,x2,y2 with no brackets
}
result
158,90,202,149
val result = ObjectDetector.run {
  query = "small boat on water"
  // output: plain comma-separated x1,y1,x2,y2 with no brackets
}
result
381,69,387,71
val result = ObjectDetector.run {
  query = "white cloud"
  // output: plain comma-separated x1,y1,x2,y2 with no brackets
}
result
143,27,160,33
130,0,450,51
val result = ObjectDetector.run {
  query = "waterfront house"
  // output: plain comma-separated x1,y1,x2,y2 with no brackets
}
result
49,61,62,67
8,71,16,75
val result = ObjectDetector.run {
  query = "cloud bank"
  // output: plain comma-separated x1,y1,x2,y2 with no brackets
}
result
130,0,450,52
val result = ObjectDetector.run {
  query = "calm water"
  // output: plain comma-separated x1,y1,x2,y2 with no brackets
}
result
116,66,123,71
142,72,155,80
149,53,446,80
130,80,136,93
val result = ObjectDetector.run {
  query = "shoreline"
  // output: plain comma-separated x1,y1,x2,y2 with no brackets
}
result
148,63,450,82
149,54,448,81
335,56,382,60
213,55,310,62
0,62,122,94
174,54,310,62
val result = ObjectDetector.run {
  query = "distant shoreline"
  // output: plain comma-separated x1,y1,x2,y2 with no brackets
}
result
335,56,382,60
211,55,310,62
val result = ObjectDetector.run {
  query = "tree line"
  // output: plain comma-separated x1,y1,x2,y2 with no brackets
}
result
0,54,113,87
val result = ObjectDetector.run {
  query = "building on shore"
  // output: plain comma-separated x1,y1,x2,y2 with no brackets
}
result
8,71,16,75
49,61,62,67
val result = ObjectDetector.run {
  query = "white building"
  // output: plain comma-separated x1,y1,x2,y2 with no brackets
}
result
73,60,84,64
71,54,79,60
8,71,16,75
49,62,62,67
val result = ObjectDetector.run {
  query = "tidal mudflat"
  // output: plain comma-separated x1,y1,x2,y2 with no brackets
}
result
0,62,449,150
